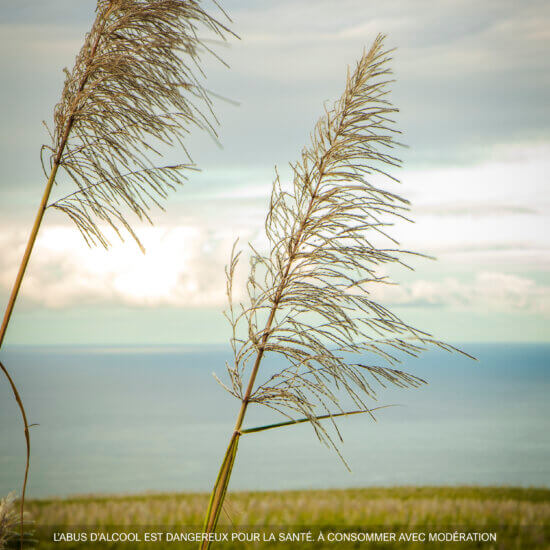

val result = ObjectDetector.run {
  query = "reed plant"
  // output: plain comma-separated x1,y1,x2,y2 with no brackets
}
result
200,35,465,547
0,1,232,545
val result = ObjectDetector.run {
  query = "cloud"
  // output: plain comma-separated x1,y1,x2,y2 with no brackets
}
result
414,203,538,217
2,219,548,317
1,138,549,312
1,0,549,186
0,224,252,309
370,272,550,315
378,144,550,270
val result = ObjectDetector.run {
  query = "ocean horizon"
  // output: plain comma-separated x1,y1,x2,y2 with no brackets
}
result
0,343,548,498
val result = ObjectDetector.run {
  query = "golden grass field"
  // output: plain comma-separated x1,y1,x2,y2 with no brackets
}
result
11,487,550,549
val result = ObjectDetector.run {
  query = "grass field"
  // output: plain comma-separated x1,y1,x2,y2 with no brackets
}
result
10,487,550,549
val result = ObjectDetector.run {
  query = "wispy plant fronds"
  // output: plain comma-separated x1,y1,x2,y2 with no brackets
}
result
46,0,232,250
201,35,462,547
0,3,233,548
220,34,452,450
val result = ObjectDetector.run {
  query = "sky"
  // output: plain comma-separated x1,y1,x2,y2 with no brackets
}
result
0,0,549,345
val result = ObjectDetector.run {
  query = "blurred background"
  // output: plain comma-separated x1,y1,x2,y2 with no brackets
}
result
0,1,548,499
0,0,548,346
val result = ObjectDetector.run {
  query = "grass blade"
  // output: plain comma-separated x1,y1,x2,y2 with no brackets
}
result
241,406,398,434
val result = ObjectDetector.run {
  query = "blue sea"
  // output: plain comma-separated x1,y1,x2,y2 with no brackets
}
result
0,344,548,498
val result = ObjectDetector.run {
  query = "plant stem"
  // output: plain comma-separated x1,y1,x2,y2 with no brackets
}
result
200,54,362,549
0,0,112,349
0,167,59,349
200,159,329,550
0,163,58,550
200,253,297,549
199,289,286,549
0,361,30,550
0,9,112,548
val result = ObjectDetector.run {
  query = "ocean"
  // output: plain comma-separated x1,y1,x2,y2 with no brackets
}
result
0,343,548,498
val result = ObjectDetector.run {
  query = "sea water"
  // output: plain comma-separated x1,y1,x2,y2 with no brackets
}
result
0,343,548,497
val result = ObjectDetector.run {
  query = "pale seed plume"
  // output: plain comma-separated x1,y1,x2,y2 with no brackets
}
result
46,0,233,250
0,2,233,547
202,35,465,547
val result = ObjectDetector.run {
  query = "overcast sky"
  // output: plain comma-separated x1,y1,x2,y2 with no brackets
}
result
0,0,549,345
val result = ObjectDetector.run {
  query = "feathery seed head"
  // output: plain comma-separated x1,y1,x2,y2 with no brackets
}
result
46,0,233,250
220,35,457,455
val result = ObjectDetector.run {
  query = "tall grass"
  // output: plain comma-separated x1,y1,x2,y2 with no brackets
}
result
201,34,471,547
23,488,550,549
0,1,232,546
28,487,550,528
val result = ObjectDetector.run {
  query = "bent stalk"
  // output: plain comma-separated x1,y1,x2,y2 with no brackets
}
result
0,362,30,550
201,233,304,547
0,12,112,545
200,34,459,548
0,181,52,544
1,3,232,548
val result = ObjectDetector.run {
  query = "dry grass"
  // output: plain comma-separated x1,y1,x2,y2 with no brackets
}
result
0,3,233,544
48,0,233,250
202,34,470,544
24,487,550,549
0,493,18,549
28,487,550,527
221,35,453,451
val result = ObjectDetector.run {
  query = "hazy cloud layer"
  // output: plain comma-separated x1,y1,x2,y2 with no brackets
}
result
1,222,548,315
371,272,550,315
0,2,548,344
0,0,549,195
0,225,251,309
1,142,548,313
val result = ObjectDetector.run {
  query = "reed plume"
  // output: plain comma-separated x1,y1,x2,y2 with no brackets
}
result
201,34,460,547
0,1,232,546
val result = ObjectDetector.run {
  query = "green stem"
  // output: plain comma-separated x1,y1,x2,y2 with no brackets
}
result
201,431,240,545
241,406,395,434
